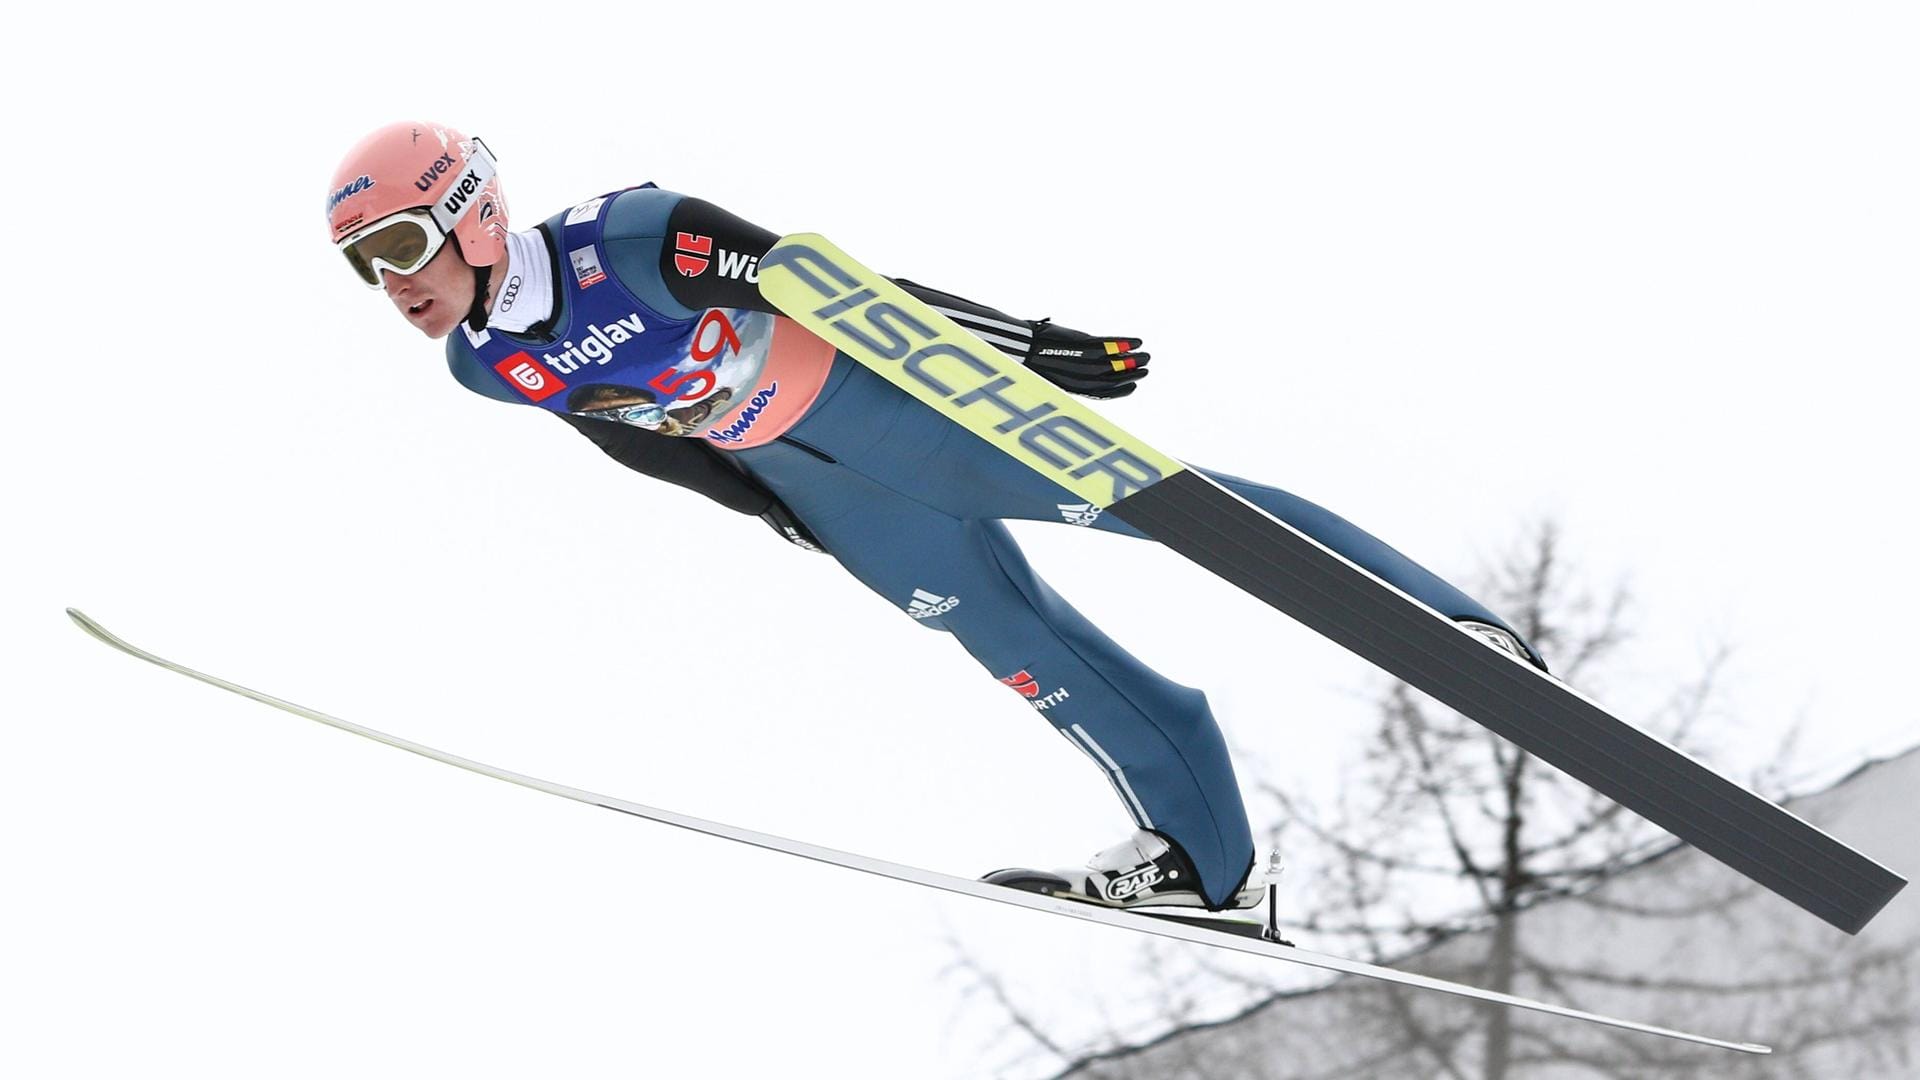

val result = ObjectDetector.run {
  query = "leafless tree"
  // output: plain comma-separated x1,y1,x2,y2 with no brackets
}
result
955,520,1918,1079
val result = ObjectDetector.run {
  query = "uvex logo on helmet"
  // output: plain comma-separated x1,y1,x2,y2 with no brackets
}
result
414,153,457,192
329,122,509,270
428,146,498,236
441,166,487,219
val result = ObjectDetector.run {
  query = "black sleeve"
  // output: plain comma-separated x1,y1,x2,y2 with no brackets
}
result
659,197,782,313
887,278,1034,361
657,198,1033,360
554,412,775,516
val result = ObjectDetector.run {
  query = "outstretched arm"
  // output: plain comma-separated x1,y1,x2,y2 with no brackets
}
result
658,197,1151,399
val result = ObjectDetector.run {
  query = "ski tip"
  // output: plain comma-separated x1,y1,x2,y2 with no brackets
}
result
66,608,122,651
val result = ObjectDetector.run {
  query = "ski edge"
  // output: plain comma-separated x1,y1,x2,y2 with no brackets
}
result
64,607,1771,1057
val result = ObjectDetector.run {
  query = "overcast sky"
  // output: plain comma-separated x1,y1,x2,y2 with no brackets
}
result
9,3,1917,1077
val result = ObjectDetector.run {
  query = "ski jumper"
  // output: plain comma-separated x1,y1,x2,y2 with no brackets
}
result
445,186,1529,907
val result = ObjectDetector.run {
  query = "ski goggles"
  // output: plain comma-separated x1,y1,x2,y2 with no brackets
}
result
337,209,448,288
337,138,498,288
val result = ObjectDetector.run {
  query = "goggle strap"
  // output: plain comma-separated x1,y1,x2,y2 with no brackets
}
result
428,139,499,234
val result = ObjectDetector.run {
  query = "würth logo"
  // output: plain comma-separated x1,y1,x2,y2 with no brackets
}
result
906,588,959,620
673,233,761,283
1000,671,1041,698
1000,669,1070,710
674,233,712,277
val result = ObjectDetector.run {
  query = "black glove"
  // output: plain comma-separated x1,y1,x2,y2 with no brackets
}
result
1023,318,1150,399
761,498,828,554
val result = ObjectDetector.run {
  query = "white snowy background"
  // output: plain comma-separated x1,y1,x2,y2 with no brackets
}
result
6,2,1917,1077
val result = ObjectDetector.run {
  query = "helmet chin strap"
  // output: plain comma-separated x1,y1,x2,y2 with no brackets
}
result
464,261,493,332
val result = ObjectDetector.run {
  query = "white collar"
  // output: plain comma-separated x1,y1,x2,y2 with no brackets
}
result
486,227,555,333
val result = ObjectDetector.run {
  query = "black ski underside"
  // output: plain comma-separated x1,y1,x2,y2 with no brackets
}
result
1110,470,1906,935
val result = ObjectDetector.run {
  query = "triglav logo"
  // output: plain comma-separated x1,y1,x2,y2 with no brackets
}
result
1057,503,1102,527
541,314,648,374
674,233,760,283
706,382,780,444
493,352,567,402
906,588,960,620
413,152,456,192
326,174,374,216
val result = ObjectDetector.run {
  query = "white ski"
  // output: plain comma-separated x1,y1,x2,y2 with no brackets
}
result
66,608,1770,1056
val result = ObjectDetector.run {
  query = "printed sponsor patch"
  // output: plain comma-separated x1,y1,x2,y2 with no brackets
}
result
538,313,646,374
906,588,960,620
1000,668,1069,710
565,195,609,226
706,382,780,444
570,245,607,289
1057,503,1102,527
413,152,456,193
495,274,523,315
327,174,375,217
674,232,712,277
1000,670,1041,698
429,153,495,232
494,351,567,402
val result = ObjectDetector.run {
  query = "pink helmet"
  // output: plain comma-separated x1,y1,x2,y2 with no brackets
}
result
326,121,508,267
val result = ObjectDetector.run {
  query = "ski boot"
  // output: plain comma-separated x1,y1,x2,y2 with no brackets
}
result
985,831,1293,943
984,829,1266,912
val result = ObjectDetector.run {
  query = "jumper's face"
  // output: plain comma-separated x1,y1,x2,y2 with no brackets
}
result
383,242,475,340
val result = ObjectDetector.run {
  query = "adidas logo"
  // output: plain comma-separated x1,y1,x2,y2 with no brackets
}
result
1057,502,1102,527
905,588,960,620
